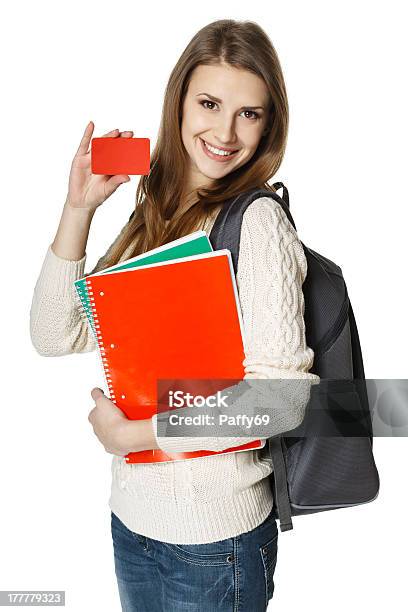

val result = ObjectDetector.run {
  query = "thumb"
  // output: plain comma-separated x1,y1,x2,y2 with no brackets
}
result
91,387,105,402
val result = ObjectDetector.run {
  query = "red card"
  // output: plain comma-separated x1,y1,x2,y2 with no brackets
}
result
91,137,150,175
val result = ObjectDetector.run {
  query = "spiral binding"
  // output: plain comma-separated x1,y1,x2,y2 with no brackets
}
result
84,278,117,404
73,277,117,405
73,278,97,338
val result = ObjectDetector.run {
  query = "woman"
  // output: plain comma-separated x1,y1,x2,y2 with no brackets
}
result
30,19,319,612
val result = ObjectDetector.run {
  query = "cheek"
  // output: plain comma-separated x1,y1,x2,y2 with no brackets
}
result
182,115,202,143
184,106,211,134
181,122,195,156
237,138,262,159
243,128,265,150
189,117,209,136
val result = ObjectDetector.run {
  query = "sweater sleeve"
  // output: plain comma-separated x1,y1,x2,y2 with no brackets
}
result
30,217,130,356
29,245,99,356
151,196,320,453
30,216,134,356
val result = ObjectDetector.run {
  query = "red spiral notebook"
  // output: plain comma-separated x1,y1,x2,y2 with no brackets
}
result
85,250,264,463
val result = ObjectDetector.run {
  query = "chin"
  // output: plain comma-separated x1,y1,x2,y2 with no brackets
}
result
201,167,230,180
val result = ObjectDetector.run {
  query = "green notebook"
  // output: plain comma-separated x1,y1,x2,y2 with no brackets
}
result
74,230,213,335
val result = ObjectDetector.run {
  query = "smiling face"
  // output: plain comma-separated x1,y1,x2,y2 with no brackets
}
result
180,62,270,197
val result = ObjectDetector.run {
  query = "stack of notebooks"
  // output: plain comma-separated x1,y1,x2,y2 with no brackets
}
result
74,230,264,464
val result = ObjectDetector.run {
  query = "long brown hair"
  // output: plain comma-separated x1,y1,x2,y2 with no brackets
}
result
91,19,289,274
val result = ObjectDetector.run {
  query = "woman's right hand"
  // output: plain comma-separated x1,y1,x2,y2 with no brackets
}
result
66,121,133,212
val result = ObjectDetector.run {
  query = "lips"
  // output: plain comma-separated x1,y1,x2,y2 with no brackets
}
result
199,138,239,162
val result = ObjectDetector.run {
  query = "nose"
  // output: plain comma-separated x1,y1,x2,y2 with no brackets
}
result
213,115,238,147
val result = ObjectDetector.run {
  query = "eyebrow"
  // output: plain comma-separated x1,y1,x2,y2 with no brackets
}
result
196,92,266,111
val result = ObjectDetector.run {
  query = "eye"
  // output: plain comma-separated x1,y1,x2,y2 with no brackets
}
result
199,100,260,120
241,110,260,121
200,100,218,111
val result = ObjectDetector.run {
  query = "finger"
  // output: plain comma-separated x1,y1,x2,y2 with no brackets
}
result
76,121,94,156
101,128,120,138
119,131,134,138
91,387,105,402
103,175,130,198
105,448,124,457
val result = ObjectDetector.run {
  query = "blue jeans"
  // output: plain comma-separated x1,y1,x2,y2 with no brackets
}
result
111,508,278,611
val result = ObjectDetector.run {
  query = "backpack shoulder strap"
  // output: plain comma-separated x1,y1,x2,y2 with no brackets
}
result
209,183,296,275
268,437,294,531
272,181,290,208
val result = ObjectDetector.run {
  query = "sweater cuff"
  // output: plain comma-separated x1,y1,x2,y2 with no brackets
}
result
35,244,88,297
151,412,183,453
151,413,210,453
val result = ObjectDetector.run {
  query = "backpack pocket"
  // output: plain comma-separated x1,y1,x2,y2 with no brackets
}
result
284,380,380,510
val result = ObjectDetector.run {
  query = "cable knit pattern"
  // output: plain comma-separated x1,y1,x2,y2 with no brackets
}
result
239,198,316,378
29,196,319,544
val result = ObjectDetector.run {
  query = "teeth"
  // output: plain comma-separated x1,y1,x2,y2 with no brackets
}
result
203,140,236,156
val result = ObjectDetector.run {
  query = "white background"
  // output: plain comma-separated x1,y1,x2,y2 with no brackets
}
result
2,1,407,610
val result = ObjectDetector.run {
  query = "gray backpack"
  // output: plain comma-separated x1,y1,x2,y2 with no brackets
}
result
208,183,380,532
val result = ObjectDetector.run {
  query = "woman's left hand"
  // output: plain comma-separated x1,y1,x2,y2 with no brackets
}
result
88,388,160,457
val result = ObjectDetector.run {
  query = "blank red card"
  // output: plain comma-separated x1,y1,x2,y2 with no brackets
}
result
91,137,150,175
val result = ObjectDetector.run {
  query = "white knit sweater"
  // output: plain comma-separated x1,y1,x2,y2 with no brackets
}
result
30,196,319,544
